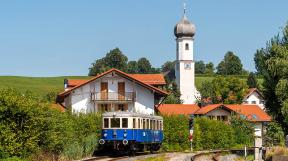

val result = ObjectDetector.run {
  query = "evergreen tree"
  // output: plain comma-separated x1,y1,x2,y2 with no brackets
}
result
254,23,288,133
247,72,259,88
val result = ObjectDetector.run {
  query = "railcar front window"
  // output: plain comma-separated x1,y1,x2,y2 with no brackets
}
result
122,118,128,128
111,118,120,128
104,118,109,128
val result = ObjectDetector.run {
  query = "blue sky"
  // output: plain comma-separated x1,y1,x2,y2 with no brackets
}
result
0,0,287,76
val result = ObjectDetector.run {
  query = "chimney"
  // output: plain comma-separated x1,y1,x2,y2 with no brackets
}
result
64,78,68,91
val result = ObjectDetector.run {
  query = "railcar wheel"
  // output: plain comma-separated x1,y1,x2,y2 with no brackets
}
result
129,142,136,156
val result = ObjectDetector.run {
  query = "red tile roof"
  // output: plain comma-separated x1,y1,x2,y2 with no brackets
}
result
156,104,200,115
225,104,271,122
128,74,166,85
157,103,271,122
194,104,224,115
67,79,88,87
66,74,166,87
58,68,168,98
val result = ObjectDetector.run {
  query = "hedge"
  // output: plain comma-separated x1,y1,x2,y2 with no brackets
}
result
161,115,190,151
0,89,102,160
161,115,254,151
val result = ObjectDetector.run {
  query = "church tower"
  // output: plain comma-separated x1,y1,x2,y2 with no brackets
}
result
174,5,199,104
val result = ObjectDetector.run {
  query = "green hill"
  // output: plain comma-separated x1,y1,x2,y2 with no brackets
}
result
0,75,262,97
0,76,90,96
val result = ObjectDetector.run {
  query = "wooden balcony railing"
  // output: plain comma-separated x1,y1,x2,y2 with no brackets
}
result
91,92,134,101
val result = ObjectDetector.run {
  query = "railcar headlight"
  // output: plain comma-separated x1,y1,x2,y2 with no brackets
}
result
123,130,127,138
103,133,107,137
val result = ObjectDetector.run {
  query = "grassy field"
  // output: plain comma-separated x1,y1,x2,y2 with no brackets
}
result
0,75,262,97
0,76,90,96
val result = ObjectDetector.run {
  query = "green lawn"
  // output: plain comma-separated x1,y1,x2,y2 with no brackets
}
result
0,75,263,97
0,76,90,96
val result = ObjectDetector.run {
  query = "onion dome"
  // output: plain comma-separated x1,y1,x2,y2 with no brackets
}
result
174,15,196,38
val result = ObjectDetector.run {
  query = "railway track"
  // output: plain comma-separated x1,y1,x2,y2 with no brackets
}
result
83,151,160,161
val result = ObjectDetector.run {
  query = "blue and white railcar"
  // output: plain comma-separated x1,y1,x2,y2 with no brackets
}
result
98,112,163,153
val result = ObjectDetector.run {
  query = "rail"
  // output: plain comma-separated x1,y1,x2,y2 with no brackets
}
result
91,92,134,101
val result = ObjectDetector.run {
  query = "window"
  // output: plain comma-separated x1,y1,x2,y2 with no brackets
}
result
185,43,189,50
104,118,109,128
117,104,128,111
122,118,128,128
184,63,191,70
251,101,256,104
221,116,228,121
150,120,153,130
111,118,120,128
100,104,110,112
133,118,136,128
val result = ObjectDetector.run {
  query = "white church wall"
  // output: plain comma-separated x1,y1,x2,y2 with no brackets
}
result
177,38,194,60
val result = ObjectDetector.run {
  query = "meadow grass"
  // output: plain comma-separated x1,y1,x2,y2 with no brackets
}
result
0,75,262,97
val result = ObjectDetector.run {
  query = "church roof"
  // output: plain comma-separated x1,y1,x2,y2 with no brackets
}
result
174,15,196,38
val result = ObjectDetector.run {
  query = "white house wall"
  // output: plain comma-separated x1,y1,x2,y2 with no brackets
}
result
68,73,155,114
206,108,231,117
243,92,265,110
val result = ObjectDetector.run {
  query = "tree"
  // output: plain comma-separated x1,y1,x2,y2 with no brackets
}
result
105,48,128,71
163,82,182,104
137,57,152,74
195,61,206,74
254,23,288,133
199,76,248,104
88,48,128,76
127,61,138,73
216,51,243,75
205,62,214,74
161,61,176,84
247,72,259,88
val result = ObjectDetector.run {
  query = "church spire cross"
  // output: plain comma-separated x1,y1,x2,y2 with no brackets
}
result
183,2,186,15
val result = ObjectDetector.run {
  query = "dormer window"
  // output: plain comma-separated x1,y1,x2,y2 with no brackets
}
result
185,43,189,50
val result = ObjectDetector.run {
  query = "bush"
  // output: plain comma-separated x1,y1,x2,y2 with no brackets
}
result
230,115,254,147
161,115,190,151
0,88,102,160
193,117,235,150
266,122,285,146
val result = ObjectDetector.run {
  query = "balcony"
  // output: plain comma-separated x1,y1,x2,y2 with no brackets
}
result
91,92,135,102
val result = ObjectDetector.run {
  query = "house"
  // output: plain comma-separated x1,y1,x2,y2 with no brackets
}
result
242,88,265,110
56,68,168,114
157,103,271,158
